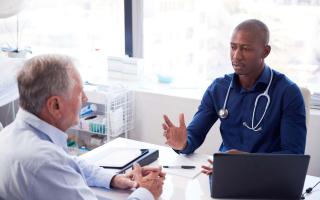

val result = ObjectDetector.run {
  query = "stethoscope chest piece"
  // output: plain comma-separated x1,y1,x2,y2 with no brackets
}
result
218,108,228,119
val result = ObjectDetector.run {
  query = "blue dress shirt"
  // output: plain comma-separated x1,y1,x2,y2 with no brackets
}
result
0,109,153,200
181,65,306,154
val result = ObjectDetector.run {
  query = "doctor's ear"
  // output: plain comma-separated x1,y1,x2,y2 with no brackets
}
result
262,45,271,58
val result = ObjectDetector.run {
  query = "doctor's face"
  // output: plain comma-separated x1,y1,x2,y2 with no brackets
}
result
230,29,268,76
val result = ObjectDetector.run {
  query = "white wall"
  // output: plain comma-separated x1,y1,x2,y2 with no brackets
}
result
131,91,320,177
306,110,320,176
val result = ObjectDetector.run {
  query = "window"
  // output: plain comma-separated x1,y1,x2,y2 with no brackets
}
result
0,0,124,84
143,0,320,92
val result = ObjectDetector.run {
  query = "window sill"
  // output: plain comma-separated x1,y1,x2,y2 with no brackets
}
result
84,77,320,117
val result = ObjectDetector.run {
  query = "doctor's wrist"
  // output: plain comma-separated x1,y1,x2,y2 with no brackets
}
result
173,141,188,154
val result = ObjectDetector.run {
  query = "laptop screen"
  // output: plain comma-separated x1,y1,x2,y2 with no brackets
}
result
211,153,310,199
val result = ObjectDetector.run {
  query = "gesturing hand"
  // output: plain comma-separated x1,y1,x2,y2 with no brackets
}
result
162,113,187,150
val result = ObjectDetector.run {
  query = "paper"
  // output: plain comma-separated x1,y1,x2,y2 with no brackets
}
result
162,165,201,179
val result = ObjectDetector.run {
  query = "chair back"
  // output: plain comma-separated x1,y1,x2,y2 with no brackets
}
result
300,87,311,126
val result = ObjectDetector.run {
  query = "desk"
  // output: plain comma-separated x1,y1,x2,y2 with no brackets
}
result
81,138,320,200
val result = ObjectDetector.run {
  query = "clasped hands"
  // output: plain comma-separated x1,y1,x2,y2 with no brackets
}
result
111,163,166,199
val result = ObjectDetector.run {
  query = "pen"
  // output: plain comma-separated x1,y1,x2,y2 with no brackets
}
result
163,165,196,169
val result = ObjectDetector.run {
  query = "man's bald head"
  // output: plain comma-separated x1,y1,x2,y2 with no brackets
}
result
233,19,270,46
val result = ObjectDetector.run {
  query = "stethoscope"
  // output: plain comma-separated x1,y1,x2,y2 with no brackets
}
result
218,68,273,132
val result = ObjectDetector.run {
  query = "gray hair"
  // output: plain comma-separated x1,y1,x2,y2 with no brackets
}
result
234,19,270,45
17,54,76,115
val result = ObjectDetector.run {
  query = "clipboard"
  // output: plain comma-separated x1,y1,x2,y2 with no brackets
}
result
95,148,159,173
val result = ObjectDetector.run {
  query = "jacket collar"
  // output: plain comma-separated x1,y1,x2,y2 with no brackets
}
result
231,64,271,92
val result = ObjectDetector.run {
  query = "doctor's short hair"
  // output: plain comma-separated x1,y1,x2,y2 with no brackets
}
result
17,54,76,115
234,19,270,46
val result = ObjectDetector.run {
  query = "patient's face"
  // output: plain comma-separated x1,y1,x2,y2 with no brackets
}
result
60,67,87,131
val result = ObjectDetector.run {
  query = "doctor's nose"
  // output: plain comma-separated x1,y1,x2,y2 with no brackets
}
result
232,49,243,61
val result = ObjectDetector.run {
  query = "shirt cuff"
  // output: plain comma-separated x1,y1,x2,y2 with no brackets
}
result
93,168,116,189
128,187,154,200
172,140,190,154
179,140,192,154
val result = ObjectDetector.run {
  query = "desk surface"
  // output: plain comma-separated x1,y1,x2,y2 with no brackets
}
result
81,138,320,200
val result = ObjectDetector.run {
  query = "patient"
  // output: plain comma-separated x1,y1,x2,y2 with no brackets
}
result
0,54,165,200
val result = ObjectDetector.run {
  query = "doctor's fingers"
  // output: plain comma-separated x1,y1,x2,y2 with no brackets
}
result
162,123,169,131
165,128,176,141
201,165,212,170
162,127,170,139
165,137,179,148
201,165,213,175
165,137,175,147
179,113,186,128
163,114,175,127
201,169,213,175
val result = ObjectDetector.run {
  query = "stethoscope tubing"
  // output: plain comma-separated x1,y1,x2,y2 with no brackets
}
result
219,67,273,132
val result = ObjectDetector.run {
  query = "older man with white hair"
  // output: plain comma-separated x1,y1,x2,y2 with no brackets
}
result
0,54,165,200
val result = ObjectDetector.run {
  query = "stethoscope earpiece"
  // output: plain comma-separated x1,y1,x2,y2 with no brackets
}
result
219,68,273,132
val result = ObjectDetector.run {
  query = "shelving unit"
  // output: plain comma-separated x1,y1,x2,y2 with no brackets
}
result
68,85,134,153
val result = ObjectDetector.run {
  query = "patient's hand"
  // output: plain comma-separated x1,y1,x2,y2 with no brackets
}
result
132,164,165,199
140,165,166,178
110,173,138,189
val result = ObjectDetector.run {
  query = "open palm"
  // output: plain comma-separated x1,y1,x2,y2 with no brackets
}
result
162,113,187,150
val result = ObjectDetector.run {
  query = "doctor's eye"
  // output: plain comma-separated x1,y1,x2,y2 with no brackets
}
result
241,46,253,52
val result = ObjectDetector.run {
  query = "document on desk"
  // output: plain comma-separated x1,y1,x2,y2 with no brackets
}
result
95,148,144,168
159,153,207,179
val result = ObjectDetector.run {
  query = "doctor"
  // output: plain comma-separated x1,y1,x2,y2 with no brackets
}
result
162,19,306,174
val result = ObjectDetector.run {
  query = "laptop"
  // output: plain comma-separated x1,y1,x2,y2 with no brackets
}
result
210,153,310,199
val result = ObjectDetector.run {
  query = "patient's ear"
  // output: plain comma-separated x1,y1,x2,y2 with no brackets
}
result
46,96,63,119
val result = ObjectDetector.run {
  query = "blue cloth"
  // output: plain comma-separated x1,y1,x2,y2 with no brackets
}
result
0,109,153,200
181,65,306,154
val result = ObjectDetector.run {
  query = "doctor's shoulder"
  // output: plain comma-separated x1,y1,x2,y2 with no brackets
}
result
271,69,300,93
207,74,233,91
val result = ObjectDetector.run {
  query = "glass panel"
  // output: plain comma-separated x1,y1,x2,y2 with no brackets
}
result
0,0,125,84
143,0,320,92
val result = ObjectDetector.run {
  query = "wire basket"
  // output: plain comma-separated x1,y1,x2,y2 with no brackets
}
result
76,85,134,137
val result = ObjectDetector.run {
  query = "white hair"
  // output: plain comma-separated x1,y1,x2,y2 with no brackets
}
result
17,54,76,114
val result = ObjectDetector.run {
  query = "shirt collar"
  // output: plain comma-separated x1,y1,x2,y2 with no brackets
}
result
231,64,271,92
16,108,68,150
